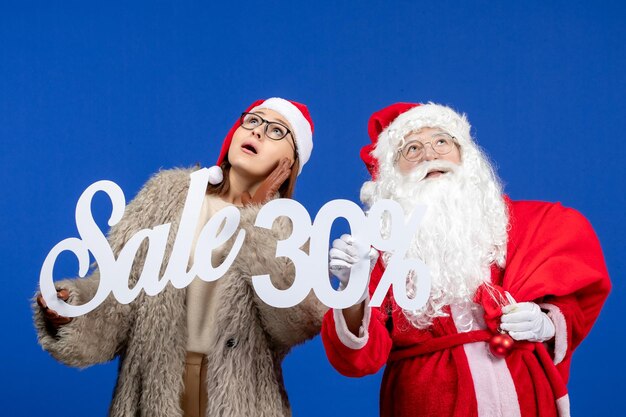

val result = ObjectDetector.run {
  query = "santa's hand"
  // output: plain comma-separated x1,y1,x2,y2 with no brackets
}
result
329,234,378,288
500,301,555,342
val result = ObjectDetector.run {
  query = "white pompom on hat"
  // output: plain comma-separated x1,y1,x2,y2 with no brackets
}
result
206,165,223,185
208,97,314,185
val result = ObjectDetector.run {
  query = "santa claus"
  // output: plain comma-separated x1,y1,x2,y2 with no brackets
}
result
321,102,611,417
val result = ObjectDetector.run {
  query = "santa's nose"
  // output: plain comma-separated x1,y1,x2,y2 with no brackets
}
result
422,145,438,161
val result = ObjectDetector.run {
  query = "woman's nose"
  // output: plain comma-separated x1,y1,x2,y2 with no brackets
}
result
251,125,264,139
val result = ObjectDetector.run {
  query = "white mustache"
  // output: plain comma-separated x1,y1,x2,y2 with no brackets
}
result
404,160,460,182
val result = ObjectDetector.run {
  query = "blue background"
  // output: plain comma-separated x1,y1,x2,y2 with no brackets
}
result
2,1,624,415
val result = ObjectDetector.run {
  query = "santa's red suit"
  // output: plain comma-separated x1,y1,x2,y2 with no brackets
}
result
322,196,611,417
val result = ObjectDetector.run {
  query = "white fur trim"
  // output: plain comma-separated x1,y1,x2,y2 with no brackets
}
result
251,97,313,174
451,303,522,417
539,303,568,365
556,394,571,417
332,304,371,350
207,165,223,185
360,181,376,205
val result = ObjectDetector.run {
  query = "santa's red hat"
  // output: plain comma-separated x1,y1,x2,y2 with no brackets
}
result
360,102,472,204
207,97,314,185
361,102,420,180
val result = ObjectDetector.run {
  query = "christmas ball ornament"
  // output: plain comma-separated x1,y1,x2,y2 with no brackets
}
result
489,333,515,358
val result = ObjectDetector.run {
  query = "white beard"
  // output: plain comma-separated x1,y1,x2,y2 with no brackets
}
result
375,159,509,329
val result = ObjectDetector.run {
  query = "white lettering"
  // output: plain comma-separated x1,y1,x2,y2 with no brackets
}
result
39,169,432,316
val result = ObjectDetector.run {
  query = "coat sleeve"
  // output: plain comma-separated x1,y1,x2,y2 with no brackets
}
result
33,167,194,368
503,200,611,382
320,260,394,377
216,204,329,353
32,270,133,368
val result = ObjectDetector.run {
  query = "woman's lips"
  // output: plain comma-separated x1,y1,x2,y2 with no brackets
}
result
241,143,258,155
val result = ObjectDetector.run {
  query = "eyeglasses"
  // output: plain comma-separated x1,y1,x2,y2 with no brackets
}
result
396,132,457,163
240,112,294,141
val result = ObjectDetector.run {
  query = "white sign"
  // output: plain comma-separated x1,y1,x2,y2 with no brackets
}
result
39,169,431,317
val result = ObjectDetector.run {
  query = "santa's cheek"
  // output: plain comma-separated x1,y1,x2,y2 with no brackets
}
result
398,161,418,175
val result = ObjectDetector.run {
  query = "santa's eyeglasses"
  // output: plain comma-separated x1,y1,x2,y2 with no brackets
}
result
396,132,457,163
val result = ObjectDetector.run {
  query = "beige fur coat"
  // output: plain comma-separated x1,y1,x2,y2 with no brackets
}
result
33,167,327,417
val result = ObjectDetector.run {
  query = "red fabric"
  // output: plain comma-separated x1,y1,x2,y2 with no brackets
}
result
473,283,509,333
321,198,611,417
289,100,315,133
388,330,492,360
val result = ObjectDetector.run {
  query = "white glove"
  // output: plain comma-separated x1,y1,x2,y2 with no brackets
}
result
500,299,555,342
329,234,379,289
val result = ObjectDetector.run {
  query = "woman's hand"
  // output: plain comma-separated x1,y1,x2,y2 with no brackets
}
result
241,158,292,206
36,289,73,329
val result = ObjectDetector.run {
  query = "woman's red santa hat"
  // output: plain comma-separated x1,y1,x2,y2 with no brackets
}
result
207,97,314,185
360,102,473,204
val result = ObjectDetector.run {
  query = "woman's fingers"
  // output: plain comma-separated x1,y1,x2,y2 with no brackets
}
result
50,315,73,326
37,290,73,328
36,293,47,310
245,158,293,206
269,158,292,186
266,158,291,182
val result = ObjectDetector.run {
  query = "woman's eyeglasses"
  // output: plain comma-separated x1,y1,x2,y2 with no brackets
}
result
240,112,293,141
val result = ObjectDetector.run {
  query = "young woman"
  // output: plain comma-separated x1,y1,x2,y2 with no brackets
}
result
34,97,327,417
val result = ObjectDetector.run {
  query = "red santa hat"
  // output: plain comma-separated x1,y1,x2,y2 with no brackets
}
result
360,102,473,203
207,97,314,185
